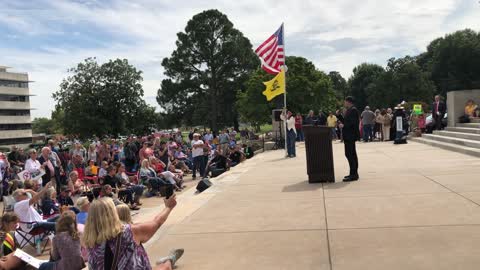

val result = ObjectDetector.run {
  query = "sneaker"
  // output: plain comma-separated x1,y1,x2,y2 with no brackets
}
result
130,204,140,210
157,248,185,266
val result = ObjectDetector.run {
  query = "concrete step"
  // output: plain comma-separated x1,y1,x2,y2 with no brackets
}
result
433,130,480,141
446,127,480,134
456,123,480,128
472,118,480,123
411,137,480,158
421,134,480,149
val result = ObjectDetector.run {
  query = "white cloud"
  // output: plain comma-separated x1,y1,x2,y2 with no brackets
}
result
1,0,479,118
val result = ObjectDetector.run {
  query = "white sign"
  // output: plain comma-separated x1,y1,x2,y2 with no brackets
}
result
396,116,403,132
18,169,45,183
14,249,48,269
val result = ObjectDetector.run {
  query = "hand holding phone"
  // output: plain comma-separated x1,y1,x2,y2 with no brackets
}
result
165,185,174,200
164,193,177,209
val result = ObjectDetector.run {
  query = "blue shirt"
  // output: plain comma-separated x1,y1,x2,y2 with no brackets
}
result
76,212,88,225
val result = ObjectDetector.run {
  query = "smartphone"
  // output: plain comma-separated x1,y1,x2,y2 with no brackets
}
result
165,184,174,199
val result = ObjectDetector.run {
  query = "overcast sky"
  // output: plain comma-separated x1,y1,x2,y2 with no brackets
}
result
1,0,479,118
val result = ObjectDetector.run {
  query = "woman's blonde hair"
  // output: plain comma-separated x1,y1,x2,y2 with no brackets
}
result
76,196,90,211
56,210,79,240
43,187,56,200
116,204,132,224
83,197,123,248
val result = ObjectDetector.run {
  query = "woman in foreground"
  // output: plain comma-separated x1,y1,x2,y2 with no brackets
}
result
84,196,184,269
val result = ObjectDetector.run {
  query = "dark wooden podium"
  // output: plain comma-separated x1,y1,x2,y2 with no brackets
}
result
303,125,335,183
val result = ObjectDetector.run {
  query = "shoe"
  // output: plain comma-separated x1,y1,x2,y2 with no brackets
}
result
343,175,359,182
130,204,140,210
157,248,185,266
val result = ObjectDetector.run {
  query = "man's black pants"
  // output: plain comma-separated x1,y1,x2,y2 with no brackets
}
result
344,140,358,176
434,114,443,130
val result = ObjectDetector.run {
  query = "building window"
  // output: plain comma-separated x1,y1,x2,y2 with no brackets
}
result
0,110,30,116
0,95,29,102
0,80,28,88
0,124,32,130
0,137,32,145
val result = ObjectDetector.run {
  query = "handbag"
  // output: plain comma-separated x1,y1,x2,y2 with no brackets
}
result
104,231,123,270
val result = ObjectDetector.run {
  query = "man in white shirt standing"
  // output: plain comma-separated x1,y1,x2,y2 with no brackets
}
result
13,181,56,232
191,133,205,179
281,109,297,158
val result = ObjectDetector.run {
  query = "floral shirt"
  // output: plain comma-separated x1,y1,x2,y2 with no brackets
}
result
88,224,151,270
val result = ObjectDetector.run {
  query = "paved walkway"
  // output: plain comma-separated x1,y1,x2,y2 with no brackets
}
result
139,141,480,270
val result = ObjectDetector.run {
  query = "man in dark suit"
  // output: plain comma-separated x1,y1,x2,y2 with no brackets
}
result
432,95,446,130
339,96,360,182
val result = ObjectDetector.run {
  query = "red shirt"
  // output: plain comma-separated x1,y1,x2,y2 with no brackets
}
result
295,115,303,129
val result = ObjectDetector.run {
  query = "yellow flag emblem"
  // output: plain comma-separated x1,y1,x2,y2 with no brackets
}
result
262,68,285,101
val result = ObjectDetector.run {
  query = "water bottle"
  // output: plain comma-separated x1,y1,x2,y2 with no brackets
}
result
35,238,42,255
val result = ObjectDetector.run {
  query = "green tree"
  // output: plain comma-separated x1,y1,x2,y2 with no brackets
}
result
328,71,349,101
348,63,385,110
236,69,275,131
126,105,159,135
157,9,259,131
32,117,54,134
53,58,150,137
367,57,435,109
285,56,336,114
417,29,480,96
237,56,337,127
50,107,64,134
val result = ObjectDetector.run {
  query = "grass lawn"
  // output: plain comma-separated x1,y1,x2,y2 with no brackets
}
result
259,123,273,134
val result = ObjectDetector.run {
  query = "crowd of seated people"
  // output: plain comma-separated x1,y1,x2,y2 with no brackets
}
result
0,127,258,269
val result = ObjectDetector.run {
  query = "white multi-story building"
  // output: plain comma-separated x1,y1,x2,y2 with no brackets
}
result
0,66,33,148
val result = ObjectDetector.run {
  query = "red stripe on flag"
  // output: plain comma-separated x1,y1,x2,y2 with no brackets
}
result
258,37,278,58
255,35,276,53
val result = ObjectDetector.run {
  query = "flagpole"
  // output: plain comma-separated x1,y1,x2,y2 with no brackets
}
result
282,23,288,158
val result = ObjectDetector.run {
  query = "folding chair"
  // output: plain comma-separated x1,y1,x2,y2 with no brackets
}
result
75,167,98,185
15,222,53,255
2,195,16,214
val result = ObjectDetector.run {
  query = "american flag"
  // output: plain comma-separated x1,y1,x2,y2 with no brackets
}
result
255,24,285,75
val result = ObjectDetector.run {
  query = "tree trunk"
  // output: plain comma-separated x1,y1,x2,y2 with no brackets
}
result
233,108,239,131
211,104,218,132
210,75,218,132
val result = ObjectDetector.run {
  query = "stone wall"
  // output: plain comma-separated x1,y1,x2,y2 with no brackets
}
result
447,89,480,127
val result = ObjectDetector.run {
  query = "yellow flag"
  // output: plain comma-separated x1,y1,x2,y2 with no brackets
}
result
262,68,285,101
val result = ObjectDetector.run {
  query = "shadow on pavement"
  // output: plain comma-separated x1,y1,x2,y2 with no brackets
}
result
322,182,351,190
282,181,322,192
268,157,289,162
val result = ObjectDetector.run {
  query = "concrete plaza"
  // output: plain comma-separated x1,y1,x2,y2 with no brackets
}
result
137,141,480,270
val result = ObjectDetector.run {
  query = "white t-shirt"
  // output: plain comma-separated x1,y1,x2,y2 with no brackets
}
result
0,160,7,181
191,139,204,158
160,171,177,185
14,199,43,232
25,159,41,173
